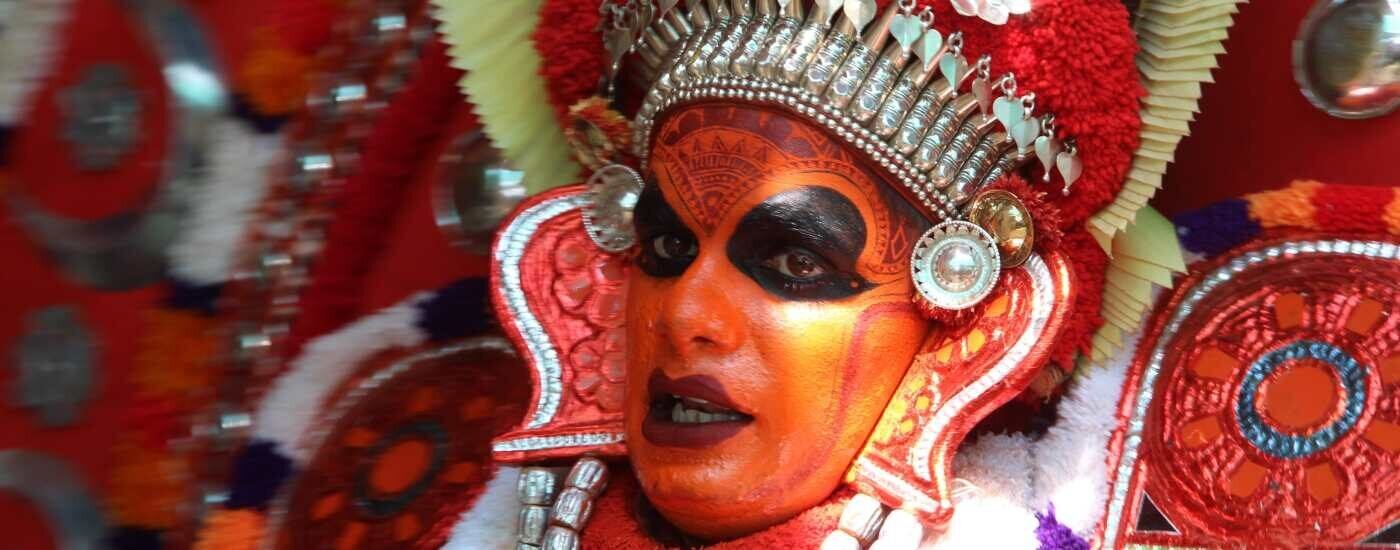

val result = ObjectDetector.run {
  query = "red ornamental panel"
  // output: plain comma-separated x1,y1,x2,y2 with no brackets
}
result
271,340,527,549
1120,235,1400,547
489,186,630,462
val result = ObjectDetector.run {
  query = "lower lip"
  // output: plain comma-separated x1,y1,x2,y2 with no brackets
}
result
642,409,751,448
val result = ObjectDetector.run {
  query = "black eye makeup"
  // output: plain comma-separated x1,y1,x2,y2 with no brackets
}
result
726,185,872,301
633,179,698,277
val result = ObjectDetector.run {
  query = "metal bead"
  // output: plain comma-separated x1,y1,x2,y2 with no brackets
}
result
541,526,580,550
549,487,594,530
518,504,551,545
871,509,924,549
565,457,610,496
518,468,562,506
838,494,887,543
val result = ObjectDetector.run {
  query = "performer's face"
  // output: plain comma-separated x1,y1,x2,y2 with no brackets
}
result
625,104,934,539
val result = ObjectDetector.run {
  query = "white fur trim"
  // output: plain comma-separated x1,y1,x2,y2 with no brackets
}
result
923,433,1040,550
1030,322,1142,536
0,0,72,124
252,293,429,462
442,466,522,550
167,119,280,285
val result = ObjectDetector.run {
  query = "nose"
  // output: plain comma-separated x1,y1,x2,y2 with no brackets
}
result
658,251,745,357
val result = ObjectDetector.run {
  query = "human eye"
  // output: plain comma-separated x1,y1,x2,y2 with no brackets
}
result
750,245,867,300
760,247,829,280
637,231,698,277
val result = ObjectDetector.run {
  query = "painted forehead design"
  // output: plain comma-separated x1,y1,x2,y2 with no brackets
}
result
650,104,923,275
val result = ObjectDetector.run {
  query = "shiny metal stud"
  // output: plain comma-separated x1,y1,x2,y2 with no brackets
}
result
910,220,1000,311
582,164,644,252
965,189,1034,268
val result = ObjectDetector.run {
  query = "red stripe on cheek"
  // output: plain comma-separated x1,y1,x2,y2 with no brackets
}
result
838,301,924,409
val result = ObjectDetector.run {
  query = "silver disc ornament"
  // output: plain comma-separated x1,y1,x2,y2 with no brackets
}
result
581,164,643,252
910,220,1001,311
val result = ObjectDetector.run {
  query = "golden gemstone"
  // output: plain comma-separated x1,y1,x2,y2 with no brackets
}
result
966,189,1033,268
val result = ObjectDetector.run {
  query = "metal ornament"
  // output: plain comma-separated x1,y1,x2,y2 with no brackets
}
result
910,220,1001,311
11,306,96,427
888,0,923,54
970,57,993,116
915,26,946,70
991,95,1024,131
1055,142,1082,196
432,132,528,255
814,0,845,23
965,189,1034,268
59,64,142,171
1009,94,1040,154
581,164,643,252
1034,115,1062,182
1293,0,1399,120
938,51,967,87
844,0,878,37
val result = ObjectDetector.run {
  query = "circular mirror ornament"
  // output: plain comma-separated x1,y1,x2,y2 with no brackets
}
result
581,164,643,253
1293,0,1399,120
910,220,1001,311
964,189,1034,268
431,132,527,255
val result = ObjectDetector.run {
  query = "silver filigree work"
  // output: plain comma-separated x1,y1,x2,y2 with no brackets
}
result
910,220,999,311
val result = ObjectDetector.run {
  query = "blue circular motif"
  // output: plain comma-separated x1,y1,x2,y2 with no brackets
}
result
1235,341,1368,459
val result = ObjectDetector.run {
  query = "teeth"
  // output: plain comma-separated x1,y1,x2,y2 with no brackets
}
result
668,397,746,424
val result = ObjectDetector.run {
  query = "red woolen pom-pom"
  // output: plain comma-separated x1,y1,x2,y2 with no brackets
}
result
533,0,609,129
1046,229,1108,372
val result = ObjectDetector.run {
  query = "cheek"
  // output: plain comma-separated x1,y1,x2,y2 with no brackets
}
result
760,300,925,430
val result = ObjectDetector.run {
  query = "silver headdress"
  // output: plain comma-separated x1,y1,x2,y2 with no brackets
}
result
583,0,1083,311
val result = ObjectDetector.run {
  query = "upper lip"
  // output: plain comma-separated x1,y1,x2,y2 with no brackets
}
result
647,371,751,416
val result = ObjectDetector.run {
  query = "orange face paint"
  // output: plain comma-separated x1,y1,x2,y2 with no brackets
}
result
623,103,934,540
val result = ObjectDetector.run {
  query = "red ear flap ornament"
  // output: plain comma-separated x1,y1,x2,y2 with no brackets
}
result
850,250,1076,524
489,185,630,463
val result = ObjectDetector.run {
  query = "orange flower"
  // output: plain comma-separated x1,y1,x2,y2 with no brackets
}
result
106,440,191,529
238,30,313,117
194,509,266,550
133,308,217,404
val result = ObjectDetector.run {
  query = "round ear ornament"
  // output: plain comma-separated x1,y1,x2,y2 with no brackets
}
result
910,220,1000,311
581,163,644,252
965,188,1034,268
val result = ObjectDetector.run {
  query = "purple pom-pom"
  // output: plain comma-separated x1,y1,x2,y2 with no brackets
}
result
1173,198,1260,258
226,440,294,510
415,277,492,342
1036,505,1090,550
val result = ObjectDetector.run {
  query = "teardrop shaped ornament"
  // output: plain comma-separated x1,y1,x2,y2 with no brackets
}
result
1033,135,1061,182
1055,148,1083,196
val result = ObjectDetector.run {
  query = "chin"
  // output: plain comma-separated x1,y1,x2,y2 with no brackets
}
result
627,432,837,541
